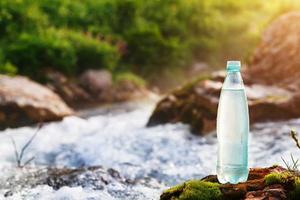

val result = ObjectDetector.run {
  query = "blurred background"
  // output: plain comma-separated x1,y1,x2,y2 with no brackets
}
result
1,0,300,199
1,0,300,90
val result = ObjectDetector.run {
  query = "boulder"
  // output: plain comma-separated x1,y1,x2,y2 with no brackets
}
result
79,69,112,96
0,75,74,129
45,70,91,106
148,73,300,135
160,166,298,200
0,165,159,198
248,12,300,90
45,69,149,108
148,12,300,135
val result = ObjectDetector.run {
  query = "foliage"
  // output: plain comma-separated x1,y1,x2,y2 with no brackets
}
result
5,29,118,77
115,72,146,87
264,173,285,185
291,130,300,149
9,124,42,168
289,177,300,200
1,0,300,79
281,130,300,172
264,171,300,199
161,180,222,200
0,50,17,75
0,62,18,75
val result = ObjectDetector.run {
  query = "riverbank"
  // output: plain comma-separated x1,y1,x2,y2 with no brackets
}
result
0,69,154,129
0,101,299,199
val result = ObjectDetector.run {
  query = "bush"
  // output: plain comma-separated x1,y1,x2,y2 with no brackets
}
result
0,62,17,75
1,0,300,79
5,29,119,76
66,31,119,72
6,31,76,76
124,23,182,72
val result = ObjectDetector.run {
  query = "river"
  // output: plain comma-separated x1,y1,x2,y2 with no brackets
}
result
0,100,299,199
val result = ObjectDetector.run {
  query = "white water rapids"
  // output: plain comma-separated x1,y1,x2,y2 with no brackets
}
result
0,100,299,199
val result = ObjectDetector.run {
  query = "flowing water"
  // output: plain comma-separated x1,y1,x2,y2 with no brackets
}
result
0,100,299,199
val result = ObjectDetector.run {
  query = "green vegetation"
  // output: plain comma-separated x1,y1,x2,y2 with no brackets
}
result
160,180,222,200
264,172,286,185
1,0,300,82
115,72,146,87
264,171,300,200
289,177,300,199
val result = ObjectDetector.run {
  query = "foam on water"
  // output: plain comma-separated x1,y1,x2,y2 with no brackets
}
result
0,101,299,199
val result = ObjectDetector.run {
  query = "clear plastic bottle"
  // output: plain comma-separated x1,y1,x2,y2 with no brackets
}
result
216,61,249,184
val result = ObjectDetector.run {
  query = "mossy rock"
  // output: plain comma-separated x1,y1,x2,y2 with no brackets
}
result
161,167,300,200
160,180,222,200
264,172,287,185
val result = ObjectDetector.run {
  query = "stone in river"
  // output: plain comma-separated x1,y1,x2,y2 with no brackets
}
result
0,75,74,129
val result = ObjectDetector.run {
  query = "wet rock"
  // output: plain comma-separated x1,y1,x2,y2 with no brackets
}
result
42,166,127,190
0,165,162,199
160,166,298,200
0,166,127,192
0,75,74,129
148,73,299,135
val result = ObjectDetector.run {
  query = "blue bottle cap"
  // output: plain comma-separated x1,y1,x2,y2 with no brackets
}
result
226,61,241,72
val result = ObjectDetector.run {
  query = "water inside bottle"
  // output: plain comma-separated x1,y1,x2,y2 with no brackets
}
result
217,88,249,184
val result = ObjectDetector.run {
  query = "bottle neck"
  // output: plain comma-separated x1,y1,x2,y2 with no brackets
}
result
223,71,244,90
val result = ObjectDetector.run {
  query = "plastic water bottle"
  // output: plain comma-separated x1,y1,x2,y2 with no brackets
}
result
216,61,249,184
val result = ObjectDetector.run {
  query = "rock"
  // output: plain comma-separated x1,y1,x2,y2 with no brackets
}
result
0,75,74,129
0,166,128,193
0,165,161,198
113,79,148,102
79,69,112,96
45,69,149,108
248,12,300,90
148,12,300,135
245,184,287,200
160,166,299,200
45,70,91,106
148,73,299,135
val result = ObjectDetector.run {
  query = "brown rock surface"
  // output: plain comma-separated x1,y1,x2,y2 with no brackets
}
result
46,69,148,108
148,73,299,135
161,166,297,200
46,70,91,106
248,12,300,90
0,75,74,129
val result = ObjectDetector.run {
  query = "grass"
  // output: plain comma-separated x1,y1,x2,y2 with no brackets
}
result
160,180,222,200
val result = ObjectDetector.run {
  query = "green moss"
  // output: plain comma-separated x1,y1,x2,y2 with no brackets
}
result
264,172,292,185
289,177,300,200
161,180,222,200
264,173,284,185
115,72,146,87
